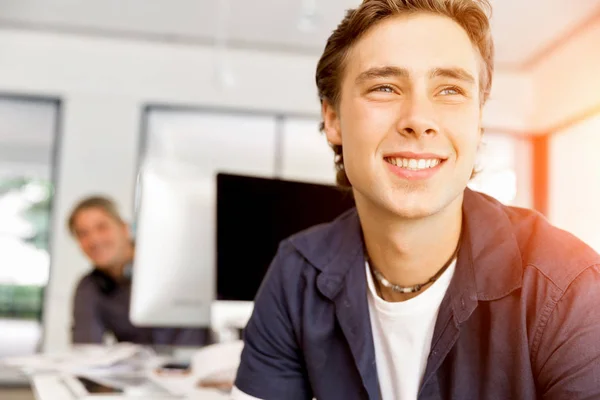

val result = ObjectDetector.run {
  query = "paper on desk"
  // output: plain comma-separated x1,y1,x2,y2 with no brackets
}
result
151,341,244,397
0,343,155,375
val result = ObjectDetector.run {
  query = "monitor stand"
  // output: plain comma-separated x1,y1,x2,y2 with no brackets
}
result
211,301,254,342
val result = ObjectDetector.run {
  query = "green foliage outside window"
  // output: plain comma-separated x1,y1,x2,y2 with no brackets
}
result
0,177,52,320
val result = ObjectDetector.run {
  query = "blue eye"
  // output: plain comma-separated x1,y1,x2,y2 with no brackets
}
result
440,87,461,95
374,85,394,93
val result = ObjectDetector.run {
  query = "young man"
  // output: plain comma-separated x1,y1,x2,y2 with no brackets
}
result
69,196,209,346
233,0,600,399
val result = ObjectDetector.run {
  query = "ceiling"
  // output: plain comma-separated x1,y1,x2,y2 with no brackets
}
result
0,0,598,69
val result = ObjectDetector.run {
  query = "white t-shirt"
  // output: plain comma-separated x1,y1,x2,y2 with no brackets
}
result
366,259,456,400
232,261,455,400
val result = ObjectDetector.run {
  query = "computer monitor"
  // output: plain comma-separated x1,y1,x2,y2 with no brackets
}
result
129,162,213,328
216,173,356,302
129,168,355,331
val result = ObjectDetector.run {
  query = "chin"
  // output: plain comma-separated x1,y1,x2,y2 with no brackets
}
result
351,171,465,220
92,258,114,269
388,203,439,220
379,188,457,220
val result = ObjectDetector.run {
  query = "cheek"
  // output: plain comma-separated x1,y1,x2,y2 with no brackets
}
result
441,108,481,155
340,98,395,150
455,135,480,168
81,241,92,252
105,234,119,247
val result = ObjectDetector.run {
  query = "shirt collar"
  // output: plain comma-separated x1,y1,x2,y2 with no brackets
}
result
289,188,523,303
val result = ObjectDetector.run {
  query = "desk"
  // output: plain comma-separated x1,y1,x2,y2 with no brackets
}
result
0,388,34,400
30,374,229,400
7,342,242,400
31,375,74,400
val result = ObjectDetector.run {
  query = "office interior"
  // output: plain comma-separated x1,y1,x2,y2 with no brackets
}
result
1,0,600,398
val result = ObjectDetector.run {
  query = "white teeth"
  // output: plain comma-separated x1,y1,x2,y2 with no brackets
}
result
386,157,442,170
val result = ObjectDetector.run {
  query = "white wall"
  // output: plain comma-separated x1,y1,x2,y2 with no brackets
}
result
529,17,600,131
482,71,535,132
548,115,600,252
0,27,532,352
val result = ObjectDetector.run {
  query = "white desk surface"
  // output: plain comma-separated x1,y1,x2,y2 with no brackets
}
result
31,374,229,400
31,375,74,400
15,340,243,400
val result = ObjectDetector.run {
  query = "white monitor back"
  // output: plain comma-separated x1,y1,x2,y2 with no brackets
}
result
130,161,212,327
130,109,279,330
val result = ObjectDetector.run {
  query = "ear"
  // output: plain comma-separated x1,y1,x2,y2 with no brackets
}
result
477,111,485,142
322,100,342,145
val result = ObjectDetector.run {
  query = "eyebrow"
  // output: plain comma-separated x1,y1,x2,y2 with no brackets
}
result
429,67,476,85
355,66,476,85
355,66,409,84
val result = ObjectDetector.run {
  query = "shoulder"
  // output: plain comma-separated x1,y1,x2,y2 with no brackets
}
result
285,208,360,269
260,208,359,297
501,203,600,291
74,271,100,296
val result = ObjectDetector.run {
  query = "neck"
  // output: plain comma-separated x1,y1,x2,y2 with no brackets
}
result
357,192,463,302
103,244,134,281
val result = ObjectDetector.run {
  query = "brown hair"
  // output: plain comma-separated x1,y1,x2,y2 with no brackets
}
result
316,0,494,187
67,195,124,235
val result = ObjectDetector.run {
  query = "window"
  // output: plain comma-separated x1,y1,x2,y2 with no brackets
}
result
0,97,59,357
468,132,531,207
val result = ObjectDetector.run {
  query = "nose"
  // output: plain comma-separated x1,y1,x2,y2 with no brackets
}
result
395,93,439,138
83,231,103,248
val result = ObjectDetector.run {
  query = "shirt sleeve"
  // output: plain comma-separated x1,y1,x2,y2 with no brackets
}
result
535,264,600,399
233,243,313,400
71,277,105,344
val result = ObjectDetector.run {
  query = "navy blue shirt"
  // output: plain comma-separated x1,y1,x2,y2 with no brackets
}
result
235,189,600,399
72,271,210,346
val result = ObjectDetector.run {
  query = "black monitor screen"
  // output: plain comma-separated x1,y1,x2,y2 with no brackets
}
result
216,173,355,301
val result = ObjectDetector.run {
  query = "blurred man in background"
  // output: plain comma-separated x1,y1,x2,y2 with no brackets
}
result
68,195,209,346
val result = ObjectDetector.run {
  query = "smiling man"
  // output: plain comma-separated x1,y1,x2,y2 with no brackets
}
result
233,0,600,399
69,196,209,346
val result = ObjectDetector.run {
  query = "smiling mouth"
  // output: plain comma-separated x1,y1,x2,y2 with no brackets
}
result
384,157,444,171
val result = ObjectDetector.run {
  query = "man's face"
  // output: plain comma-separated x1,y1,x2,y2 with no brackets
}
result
72,208,131,269
323,13,483,219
